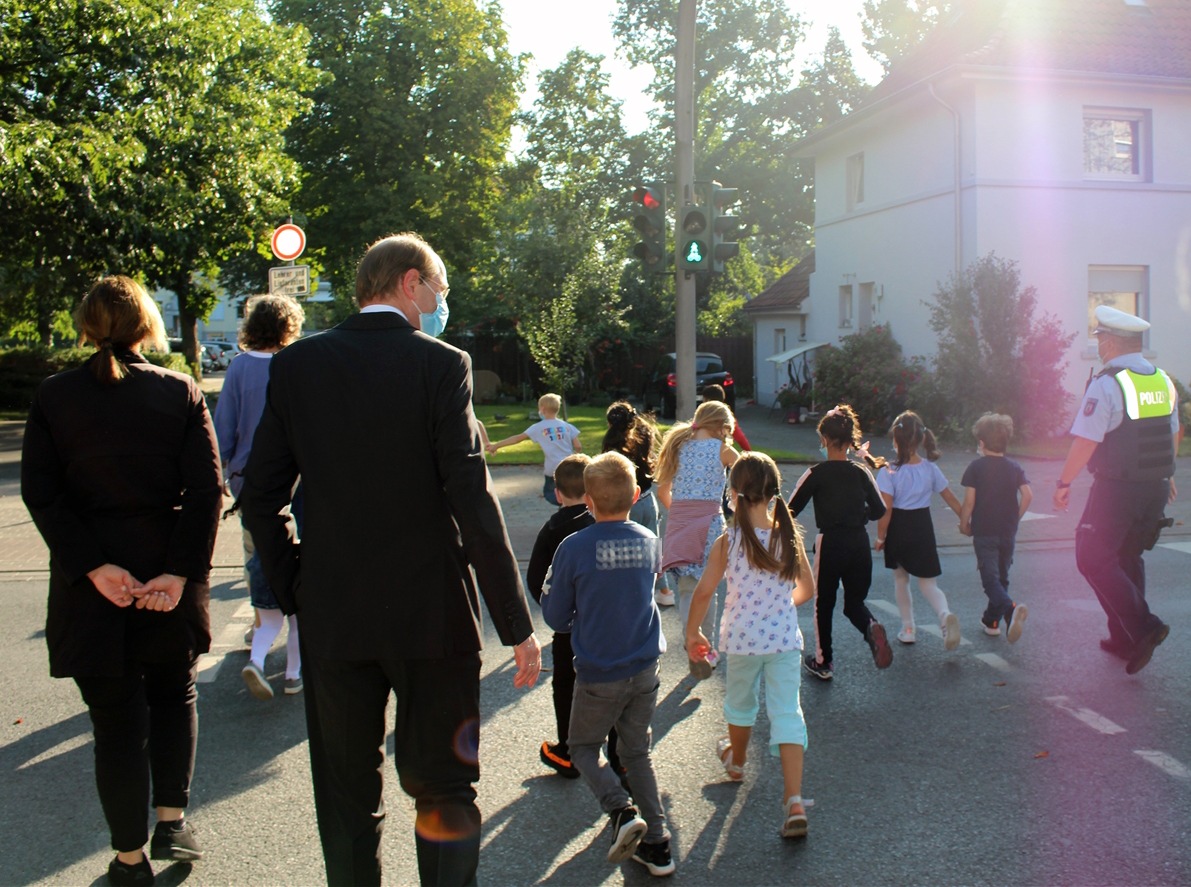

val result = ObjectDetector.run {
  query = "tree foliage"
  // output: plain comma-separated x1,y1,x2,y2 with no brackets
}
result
814,324,922,432
270,0,522,313
0,0,318,360
860,0,954,74
913,253,1077,440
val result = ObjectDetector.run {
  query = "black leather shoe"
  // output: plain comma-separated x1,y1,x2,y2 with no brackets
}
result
1126,623,1170,675
107,855,155,886
150,819,203,861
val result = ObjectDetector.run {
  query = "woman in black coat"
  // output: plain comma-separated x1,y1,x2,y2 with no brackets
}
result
21,276,223,886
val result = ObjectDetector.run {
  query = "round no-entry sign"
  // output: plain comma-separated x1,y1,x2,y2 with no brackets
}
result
271,224,306,261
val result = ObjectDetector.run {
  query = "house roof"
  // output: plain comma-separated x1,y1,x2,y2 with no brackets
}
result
871,0,1191,101
742,253,813,313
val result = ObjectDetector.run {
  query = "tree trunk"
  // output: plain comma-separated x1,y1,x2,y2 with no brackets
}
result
175,282,203,381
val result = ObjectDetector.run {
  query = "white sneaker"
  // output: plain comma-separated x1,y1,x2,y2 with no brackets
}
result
1006,604,1028,644
654,589,676,607
897,626,916,644
942,613,962,651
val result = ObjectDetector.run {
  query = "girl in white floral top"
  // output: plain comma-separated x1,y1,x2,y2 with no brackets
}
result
686,453,816,840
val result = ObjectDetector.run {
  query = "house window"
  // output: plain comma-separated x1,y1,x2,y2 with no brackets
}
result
1083,108,1149,180
1088,265,1148,352
858,283,875,331
838,286,853,328
846,152,864,210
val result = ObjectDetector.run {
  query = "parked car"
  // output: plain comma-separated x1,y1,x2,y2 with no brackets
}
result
202,341,240,369
168,338,218,373
643,351,736,419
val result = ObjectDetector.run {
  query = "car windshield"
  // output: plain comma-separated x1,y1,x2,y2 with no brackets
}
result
697,358,723,373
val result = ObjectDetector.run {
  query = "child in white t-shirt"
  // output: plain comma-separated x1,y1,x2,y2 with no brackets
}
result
487,393,582,504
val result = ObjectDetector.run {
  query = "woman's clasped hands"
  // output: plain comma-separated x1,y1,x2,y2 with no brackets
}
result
87,564,184,611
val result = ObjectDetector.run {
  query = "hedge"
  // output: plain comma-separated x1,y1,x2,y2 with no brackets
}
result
0,346,191,412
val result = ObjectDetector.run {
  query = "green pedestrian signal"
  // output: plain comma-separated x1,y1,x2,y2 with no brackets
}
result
679,197,709,273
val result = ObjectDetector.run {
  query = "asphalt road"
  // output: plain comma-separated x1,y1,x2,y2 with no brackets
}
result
2,543,1189,886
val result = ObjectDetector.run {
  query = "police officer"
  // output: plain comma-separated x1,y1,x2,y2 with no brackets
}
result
1053,305,1177,674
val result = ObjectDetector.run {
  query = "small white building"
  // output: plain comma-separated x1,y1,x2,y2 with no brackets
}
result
777,0,1191,400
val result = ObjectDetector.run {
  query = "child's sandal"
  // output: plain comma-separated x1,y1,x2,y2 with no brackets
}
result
716,736,744,781
781,796,808,839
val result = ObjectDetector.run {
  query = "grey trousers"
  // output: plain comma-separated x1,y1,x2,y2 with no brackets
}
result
568,660,670,844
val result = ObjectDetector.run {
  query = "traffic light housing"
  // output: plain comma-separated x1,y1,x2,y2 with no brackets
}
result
710,183,740,274
631,183,667,273
678,185,710,274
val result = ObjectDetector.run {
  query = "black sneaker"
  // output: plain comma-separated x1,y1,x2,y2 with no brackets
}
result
980,615,1001,636
803,654,833,681
107,856,155,886
539,741,581,779
149,819,203,861
633,839,676,877
1126,622,1170,675
607,806,647,863
866,622,893,669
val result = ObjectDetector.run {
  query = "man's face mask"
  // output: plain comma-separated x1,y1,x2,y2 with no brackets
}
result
421,292,449,338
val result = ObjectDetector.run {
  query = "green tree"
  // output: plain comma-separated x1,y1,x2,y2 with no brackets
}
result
270,0,521,313
860,0,954,74
915,253,1077,439
0,0,318,359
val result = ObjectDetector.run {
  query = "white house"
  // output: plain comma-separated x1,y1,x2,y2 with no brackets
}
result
771,0,1191,405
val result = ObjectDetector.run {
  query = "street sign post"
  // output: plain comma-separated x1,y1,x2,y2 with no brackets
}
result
269,264,310,296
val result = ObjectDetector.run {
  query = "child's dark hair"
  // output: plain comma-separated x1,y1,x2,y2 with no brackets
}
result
729,452,803,583
972,413,1014,454
889,410,940,466
553,454,591,501
601,401,656,478
818,403,886,469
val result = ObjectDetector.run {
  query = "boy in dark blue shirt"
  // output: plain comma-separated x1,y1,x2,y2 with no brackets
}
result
541,451,673,877
960,413,1033,642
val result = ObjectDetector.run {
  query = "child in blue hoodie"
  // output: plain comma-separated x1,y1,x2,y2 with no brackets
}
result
542,451,673,877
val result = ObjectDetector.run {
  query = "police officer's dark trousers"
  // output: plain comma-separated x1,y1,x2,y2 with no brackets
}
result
1075,476,1168,645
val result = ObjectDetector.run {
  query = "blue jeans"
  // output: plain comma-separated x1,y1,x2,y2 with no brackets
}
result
543,474,557,506
568,661,669,843
973,534,1016,623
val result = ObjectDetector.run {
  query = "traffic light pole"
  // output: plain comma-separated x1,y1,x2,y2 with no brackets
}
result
674,0,697,421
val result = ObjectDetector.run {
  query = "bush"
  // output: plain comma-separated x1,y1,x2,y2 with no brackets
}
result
813,324,923,432
0,346,190,412
921,254,1077,440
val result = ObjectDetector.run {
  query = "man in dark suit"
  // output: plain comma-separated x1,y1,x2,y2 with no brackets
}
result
241,232,541,886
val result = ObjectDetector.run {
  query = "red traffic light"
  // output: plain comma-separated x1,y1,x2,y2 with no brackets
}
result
633,186,662,210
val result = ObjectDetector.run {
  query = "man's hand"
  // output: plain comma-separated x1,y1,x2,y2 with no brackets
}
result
1053,486,1071,512
512,633,542,689
87,564,143,608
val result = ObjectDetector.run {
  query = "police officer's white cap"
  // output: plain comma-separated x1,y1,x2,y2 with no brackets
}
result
1092,304,1150,335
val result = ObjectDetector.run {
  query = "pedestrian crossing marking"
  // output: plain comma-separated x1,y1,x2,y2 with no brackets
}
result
1044,696,1126,735
867,599,971,645
1019,511,1056,522
1133,750,1191,779
973,653,1011,672
1157,541,1191,555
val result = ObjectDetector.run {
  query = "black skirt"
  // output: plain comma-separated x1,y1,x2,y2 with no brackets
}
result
883,507,942,578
